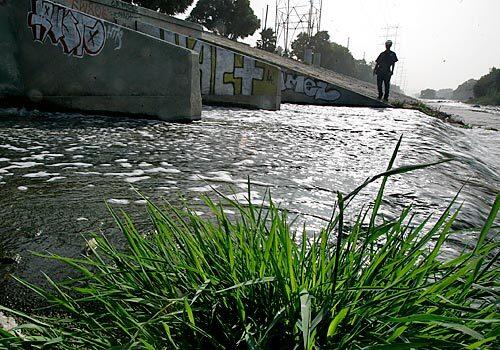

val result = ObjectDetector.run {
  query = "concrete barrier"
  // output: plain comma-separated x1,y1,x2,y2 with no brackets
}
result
57,0,282,111
281,69,386,107
0,0,202,121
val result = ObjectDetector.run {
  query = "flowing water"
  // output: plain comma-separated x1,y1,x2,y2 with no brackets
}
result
0,103,498,306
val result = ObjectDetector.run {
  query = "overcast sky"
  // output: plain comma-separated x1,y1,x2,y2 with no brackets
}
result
185,0,500,95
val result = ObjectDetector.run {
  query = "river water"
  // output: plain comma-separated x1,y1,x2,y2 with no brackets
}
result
0,103,499,306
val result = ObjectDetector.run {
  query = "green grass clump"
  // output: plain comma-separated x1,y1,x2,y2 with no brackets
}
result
1,138,499,349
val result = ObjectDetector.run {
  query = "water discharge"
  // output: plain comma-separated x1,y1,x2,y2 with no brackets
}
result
0,104,498,305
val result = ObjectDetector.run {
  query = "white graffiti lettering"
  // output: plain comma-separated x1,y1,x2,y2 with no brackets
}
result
28,0,106,58
214,49,235,95
281,72,341,102
134,21,271,97
234,57,264,96
106,25,123,50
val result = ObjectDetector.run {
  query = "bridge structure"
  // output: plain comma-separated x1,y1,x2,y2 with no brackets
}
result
0,0,416,122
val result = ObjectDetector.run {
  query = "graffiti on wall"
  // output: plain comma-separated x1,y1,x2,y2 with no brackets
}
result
69,0,138,22
28,0,107,57
107,25,123,50
136,22,277,97
281,72,342,102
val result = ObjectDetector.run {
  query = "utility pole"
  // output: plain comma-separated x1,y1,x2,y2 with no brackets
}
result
264,5,269,29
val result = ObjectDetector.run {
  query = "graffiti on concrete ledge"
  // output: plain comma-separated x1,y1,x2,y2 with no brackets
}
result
28,0,106,58
135,22,277,97
281,72,342,102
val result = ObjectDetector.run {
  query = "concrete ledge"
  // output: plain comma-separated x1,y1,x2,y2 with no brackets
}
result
1,0,202,121
57,0,282,111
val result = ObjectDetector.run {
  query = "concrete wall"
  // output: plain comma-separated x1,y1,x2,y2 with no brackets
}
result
281,69,387,107
0,0,202,121
136,22,281,110
58,0,282,111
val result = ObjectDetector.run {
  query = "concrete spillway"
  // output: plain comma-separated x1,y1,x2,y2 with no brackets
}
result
0,0,202,121
1,0,418,122
56,0,416,110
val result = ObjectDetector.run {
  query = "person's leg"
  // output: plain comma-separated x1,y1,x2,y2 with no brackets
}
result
377,74,383,99
383,75,391,101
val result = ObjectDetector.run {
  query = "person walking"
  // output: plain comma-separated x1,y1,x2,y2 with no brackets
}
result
374,40,398,101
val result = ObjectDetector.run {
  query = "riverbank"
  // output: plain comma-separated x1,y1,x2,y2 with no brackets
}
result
422,100,500,130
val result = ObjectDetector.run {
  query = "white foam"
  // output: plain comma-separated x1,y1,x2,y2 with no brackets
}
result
120,163,133,168
233,159,255,166
125,176,151,183
137,130,154,138
47,176,66,182
107,199,130,205
188,185,217,192
226,191,261,202
48,163,93,168
160,162,173,167
145,167,181,174
66,146,84,152
114,159,128,162
23,171,59,178
76,217,89,221
0,144,28,152
22,153,64,161
17,186,28,191
1,162,41,171
75,171,101,175
0,158,10,162
72,155,85,159
134,200,148,205
139,162,153,168
104,169,145,177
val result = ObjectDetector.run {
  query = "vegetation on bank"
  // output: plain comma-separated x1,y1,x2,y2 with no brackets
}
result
420,67,500,106
0,139,499,349
469,68,500,106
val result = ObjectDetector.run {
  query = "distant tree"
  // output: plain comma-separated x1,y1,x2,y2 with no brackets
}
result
453,79,477,100
420,89,437,99
324,42,357,77
188,0,260,40
354,59,376,83
291,31,330,61
256,28,277,53
473,67,500,98
121,0,194,15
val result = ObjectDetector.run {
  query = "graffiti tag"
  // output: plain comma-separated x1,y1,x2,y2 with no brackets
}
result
28,0,106,58
107,25,123,50
281,72,341,102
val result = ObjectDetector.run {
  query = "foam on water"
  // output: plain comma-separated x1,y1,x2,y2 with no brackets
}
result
125,176,151,183
23,171,60,178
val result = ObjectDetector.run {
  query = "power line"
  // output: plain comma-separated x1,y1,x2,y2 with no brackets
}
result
274,0,323,54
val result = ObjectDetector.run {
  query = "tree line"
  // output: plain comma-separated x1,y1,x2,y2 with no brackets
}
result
420,68,500,105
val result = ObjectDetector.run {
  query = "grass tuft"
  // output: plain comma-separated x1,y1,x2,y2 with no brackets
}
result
0,138,499,349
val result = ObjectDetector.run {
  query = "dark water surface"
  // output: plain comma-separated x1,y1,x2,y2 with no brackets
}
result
0,104,498,306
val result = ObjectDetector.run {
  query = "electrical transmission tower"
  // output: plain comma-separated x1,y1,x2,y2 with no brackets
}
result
274,0,323,55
